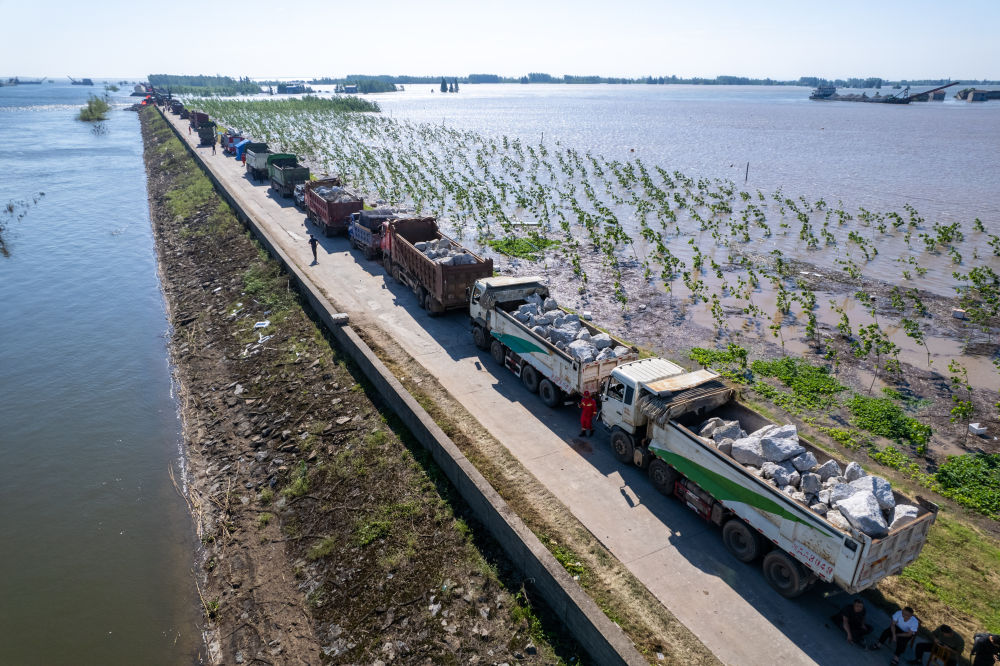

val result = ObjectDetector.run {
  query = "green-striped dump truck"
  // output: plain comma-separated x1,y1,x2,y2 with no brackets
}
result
598,357,937,598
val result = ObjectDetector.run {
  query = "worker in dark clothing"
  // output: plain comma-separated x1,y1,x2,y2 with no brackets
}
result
211,138,216,155
308,234,319,264
831,598,873,647
910,625,964,666
971,633,1000,666
578,390,596,437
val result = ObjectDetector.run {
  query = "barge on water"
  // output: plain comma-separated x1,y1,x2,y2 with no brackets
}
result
809,81,959,104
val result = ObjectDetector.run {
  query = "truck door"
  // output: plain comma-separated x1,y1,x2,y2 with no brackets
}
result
601,376,629,428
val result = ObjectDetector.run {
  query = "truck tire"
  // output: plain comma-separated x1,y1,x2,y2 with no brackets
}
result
722,519,763,563
610,428,634,463
538,379,561,408
490,339,505,366
520,365,540,393
648,459,678,495
473,326,489,350
323,224,334,238
416,288,427,309
425,293,440,316
762,551,806,598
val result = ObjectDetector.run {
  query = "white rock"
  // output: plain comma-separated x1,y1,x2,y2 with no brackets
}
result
800,473,822,495
780,484,797,497
514,312,530,323
595,348,616,361
762,461,799,487
844,462,866,482
567,340,596,363
712,420,744,442
850,476,895,511
575,329,591,342
414,241,428,251
835,491,888,537
748,424,777,439
530,325,548,336
827,509,850,531
717,438,734,456
817,489,832,505
548,328,576,345
591,333,613,350
792,491,809,503
760,434,806,463
815,459,842,481
810,502,830,516
829,483,858,504
791,451,818,472
533,314,553,326
518,303,539,316
731,436,764,467
888,504,920,531
561,313,580,325
699,418,724,438
525,293,543,308
543,297,558,311
612,345,631,357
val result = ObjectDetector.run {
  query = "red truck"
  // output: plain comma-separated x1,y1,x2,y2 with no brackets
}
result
381,217,493,314
304,179,363,237
220,130,243,155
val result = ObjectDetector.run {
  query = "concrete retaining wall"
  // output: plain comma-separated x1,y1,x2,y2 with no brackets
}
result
155,107,646,665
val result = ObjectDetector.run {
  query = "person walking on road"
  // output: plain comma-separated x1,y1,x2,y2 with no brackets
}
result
308,234,319,264
872,606,919,664
578,390,596,437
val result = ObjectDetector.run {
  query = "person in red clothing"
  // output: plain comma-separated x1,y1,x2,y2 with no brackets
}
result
578,390,596,437
241,151,247,166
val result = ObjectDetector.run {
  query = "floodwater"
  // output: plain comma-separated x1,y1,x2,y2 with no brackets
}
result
0,82,202,664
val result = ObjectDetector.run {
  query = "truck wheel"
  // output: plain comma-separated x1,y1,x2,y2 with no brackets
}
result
490,339,505,366
416,288,427,309
425,294,440,316
648,459,678,495
539,379,561,408
610,428,634,463
762,551,806,598
722,519,763,563
473,326,489,350
324,225,334,238
520,365,540,393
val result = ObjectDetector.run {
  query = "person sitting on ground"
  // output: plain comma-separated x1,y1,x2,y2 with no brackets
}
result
831,598,873,647
971,633,1000,666
873,606,920,664
910,624,964,666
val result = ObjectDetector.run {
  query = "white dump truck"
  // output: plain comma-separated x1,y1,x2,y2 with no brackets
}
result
599,357,938,597
469,276,639,407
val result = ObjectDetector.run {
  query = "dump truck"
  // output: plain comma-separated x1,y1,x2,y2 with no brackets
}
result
598,357,938,598
469,276,639,406
268,157,310,198
220,130,243,155
304,178,362,236
243,144,271,181
196,121,217,147
348,209,397,259
189,111,210,129
382,217,493,314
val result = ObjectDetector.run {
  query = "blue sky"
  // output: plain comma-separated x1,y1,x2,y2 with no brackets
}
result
2,0,997,80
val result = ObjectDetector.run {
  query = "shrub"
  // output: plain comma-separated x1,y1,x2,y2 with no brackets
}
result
936,454,1000,518
751,356,845,409
846,394,932,447
77,94,110,122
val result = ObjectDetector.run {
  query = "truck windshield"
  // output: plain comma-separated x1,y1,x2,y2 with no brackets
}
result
606,377,625,402
471,286,483,304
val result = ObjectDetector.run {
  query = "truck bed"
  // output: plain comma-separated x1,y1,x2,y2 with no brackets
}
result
662,401,937,592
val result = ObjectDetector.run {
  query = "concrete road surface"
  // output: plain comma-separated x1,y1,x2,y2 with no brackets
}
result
163,110,903,666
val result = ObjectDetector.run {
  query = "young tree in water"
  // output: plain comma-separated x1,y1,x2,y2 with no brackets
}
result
440,77,448,93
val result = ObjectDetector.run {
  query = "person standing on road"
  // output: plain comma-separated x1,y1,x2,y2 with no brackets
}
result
211,138,216,155
873,606,919,664
831,598,873,647
241,150,247,167
308,234,319,264
578,390,596,437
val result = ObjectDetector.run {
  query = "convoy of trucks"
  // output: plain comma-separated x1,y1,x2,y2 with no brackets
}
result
160,102,938,600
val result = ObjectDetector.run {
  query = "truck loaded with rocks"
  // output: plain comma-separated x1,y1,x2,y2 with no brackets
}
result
469,276,639,406
382,217,493,314
304,178,363,236
598,356,938,598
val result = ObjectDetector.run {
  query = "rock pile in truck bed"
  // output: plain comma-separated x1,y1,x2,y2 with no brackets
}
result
414,238,479,265
698,417,917,538
512,293,630,363
312,185,359,203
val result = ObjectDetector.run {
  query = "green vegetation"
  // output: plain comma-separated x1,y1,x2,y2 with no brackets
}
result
148,74,261,96
936,454,1000,518
193,95,379,116
689,344,749,383
485,232,560,260
846,394,932,448
256,512,273,528
751,356,846,410
281,461,310,498
77,94,110,121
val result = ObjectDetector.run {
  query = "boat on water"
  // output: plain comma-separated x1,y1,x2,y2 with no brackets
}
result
69,77,94,86
809,81,959,104
6,77,46,85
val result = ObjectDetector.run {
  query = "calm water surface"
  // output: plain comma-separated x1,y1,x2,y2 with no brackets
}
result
0,82,202,664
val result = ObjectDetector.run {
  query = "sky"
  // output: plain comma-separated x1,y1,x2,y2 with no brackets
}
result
2,0,998,81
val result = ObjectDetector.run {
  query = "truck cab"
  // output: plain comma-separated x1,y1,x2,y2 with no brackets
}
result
600,358,732,466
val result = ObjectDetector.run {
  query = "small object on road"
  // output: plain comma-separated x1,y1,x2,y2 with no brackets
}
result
952,308,967,319
969,422,988,436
